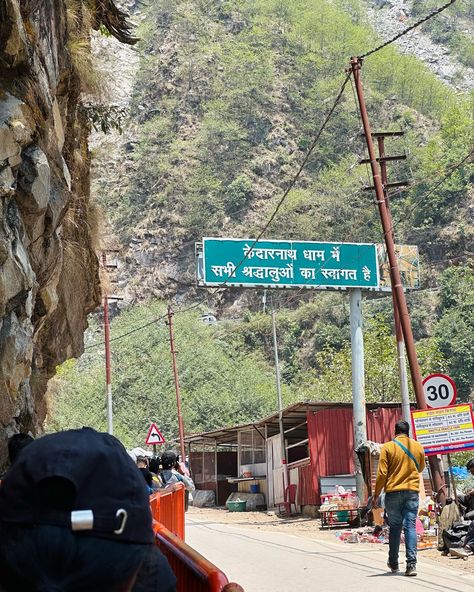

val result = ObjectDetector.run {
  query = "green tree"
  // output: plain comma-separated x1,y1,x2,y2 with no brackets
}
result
435,266,474,400
294,316,445,403
47,302,285,446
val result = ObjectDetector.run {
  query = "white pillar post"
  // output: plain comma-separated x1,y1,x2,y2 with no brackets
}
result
350,289,367,501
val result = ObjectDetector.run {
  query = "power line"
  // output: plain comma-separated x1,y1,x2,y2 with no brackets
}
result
84,313,168,349
91,139,472,351
93,141,472,349
216,71,353,286
84,287,472,359
134,72,354,321
391,146,474,231
347,69,473,239
360,0,458,60
380,148,473,203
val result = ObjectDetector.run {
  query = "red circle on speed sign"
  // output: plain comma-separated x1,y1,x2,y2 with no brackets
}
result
422,373,457,408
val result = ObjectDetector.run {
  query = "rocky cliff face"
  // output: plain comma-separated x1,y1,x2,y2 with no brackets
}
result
0,0,106,459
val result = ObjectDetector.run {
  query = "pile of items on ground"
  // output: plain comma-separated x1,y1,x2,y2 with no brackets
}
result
323,485,438,548
438,496,474,560
333,489,474,560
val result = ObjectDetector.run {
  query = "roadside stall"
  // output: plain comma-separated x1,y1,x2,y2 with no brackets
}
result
186,401,407,514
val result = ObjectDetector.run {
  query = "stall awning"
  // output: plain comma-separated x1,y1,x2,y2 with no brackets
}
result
184,401,404,446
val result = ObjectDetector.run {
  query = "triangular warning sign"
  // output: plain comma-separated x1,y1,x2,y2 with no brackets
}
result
146,423,166,445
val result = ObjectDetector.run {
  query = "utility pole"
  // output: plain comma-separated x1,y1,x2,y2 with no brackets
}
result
271,307,289,494
167,305,186,464
377,134,411,429
351,56,446,504
350,289,368,501
102,252,113,435
361,133,411,429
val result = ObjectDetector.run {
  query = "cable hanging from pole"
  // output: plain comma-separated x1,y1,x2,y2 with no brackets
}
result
84,313,169,349
245,73,353,246
360,0,457,59
117,72,354,324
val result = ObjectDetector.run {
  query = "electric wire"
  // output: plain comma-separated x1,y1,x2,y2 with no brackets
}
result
85,284,470,360
92,130,472,349
347,72,473,257
92,135,472,351
84,313,169,349
216,71,353,285
390,146,474,232
360,0,458,60
87,69,355,347
387,146,474,200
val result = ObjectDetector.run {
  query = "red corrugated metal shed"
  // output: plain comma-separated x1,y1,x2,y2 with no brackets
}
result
307,407,402,504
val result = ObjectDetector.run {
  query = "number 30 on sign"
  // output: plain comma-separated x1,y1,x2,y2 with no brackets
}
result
423,373,457,409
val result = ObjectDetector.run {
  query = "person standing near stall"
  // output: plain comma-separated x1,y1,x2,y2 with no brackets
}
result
373,420,426,577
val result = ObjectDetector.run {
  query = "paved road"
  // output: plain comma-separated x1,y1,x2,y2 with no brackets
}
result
186,517,474,591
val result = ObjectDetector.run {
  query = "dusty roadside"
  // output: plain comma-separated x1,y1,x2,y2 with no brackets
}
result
188,506,474,574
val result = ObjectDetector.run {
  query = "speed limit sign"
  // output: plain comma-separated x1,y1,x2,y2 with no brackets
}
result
422,373,457,408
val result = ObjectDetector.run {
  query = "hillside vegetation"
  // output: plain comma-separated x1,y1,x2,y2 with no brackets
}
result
48,0,473,445
411,0,474,68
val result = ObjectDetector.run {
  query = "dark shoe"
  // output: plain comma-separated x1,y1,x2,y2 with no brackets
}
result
387,561,399,573
405,564,417,577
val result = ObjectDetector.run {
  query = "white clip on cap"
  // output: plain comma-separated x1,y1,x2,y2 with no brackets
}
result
71,510,94,531
114,508,128,535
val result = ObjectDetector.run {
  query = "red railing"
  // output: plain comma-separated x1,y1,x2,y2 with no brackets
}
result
149,485,243,590
153,521,243,592
149,483,185,540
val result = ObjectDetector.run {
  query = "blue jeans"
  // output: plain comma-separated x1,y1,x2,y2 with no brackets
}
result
384,490,419,566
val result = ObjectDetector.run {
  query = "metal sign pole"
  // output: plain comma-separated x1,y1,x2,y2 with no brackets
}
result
350,289,367,501
271,308,289,495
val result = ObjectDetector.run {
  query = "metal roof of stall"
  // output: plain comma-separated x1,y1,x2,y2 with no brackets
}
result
184,401,403,446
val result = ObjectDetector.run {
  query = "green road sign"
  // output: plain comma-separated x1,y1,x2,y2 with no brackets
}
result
199,238,379,290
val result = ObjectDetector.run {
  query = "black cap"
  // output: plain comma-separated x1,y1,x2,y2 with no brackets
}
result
0,428,154,544
161,450,177,469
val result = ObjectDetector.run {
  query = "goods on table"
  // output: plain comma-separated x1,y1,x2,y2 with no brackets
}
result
320,488,360,527
336,526,438,549
320,490,360,512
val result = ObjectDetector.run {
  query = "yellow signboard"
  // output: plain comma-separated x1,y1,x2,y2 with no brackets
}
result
411,404,474,456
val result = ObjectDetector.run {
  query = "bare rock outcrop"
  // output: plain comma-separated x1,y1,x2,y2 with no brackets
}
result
0,0,104,459
365,0,474,92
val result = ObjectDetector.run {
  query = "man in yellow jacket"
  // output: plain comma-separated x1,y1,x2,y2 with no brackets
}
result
373,420,425,577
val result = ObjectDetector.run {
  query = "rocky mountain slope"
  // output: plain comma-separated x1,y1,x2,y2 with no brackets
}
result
365,0,474,91
94,0,473,307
